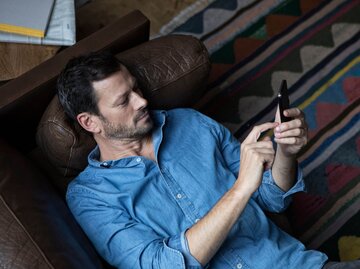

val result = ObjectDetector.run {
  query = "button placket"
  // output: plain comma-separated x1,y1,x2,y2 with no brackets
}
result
158,165,200,223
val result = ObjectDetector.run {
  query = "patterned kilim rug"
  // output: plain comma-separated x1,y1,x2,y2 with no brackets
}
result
158,0,360,262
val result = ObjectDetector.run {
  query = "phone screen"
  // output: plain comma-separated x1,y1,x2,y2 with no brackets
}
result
277,80,291,122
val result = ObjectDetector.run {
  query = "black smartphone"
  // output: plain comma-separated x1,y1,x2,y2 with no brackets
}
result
277,80,292,122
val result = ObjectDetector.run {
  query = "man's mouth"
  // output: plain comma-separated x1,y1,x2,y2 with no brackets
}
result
136,110,149,122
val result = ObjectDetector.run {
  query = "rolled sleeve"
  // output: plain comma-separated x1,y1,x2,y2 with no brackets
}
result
166,230,205,268
254,165,305,212
158,239,186,268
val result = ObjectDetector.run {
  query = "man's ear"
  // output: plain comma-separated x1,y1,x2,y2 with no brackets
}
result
77,112,101,134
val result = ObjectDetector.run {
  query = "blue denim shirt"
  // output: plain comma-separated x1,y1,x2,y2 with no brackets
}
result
66,109,328,269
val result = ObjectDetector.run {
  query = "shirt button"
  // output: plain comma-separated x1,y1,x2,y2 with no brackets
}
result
195,218,200,223
102,162,108,166
236,263,242,269
136,157,141,162
176,193,182,199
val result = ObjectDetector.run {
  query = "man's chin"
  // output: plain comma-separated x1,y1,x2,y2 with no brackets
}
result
139,113,153,130
141,121,154,136
132,119,153,139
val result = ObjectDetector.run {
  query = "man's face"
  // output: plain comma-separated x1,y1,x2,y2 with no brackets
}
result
92,67,153,140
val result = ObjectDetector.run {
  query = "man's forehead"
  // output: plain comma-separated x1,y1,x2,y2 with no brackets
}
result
92,68,133,91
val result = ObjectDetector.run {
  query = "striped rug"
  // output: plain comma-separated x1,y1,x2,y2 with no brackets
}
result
159,0,360,261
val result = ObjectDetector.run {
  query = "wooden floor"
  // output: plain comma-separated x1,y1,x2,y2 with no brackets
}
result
0,0,197,82
77,0,198,38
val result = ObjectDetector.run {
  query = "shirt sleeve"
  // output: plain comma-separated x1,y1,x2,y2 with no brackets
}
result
194,110,241,177
252,166,306,213
66,186,204,269
168,231,208,268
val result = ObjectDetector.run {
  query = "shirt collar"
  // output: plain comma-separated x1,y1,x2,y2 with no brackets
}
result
87,110,167,168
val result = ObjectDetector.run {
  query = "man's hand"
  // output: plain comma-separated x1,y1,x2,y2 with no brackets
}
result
235,122,279,195
271,106,308,191
274,107,308,157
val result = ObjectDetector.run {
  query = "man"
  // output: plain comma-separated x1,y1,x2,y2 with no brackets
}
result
58,51,359,269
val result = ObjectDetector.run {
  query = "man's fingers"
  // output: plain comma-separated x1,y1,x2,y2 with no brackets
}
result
274,137,307,146
244,122,279,144
274,128,307,139
253,149,275,156
275,118,307,133
243,140,273,149
284,107,304,118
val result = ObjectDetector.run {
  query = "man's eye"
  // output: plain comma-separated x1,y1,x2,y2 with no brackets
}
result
120,97,129,106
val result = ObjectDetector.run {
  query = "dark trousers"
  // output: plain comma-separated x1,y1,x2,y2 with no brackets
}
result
323,260,360,268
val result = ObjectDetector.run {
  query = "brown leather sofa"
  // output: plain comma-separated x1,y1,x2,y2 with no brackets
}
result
0,10,210,268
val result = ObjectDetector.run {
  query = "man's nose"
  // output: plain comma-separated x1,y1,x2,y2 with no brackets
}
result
132,91,148,110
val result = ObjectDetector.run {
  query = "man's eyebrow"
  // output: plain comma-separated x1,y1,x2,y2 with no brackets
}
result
110,77,137,106
111,92,128,106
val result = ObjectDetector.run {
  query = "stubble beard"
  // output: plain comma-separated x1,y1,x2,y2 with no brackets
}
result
101,110,153,140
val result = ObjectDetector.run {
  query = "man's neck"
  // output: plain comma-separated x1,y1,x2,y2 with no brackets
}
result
96,134,156,162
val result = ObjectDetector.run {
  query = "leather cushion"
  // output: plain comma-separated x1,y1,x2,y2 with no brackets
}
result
36,34,210,188
0,139,104,268
36,96,96,183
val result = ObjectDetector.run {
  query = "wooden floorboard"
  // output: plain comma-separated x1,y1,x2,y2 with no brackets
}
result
0,0,198,81
76,0,198,39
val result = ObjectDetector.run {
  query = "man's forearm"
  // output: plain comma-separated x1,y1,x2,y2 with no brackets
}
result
185,185,252,266
272,147,297,192
272,106,308,191
186,122,278,266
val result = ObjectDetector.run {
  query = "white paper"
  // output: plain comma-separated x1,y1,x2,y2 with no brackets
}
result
0,0,76,46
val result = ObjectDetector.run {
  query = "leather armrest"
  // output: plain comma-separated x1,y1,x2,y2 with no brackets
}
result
0,139,105,268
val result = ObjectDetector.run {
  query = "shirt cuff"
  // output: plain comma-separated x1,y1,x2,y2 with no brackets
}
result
260,164,305,212
263,164,305,195
167,230,205,268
